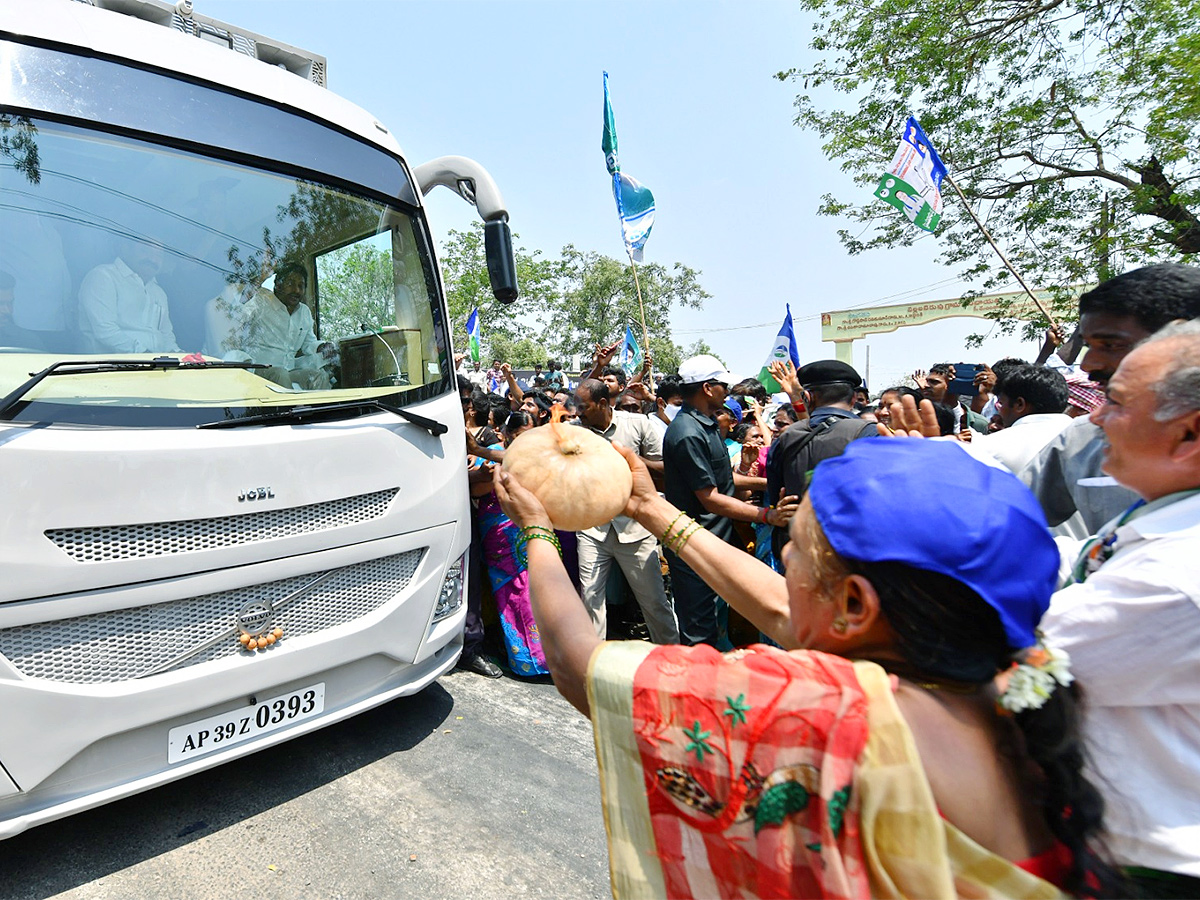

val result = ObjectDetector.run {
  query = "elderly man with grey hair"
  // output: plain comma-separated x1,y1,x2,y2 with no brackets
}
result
1020,264,1200,536
1040,318,1200,895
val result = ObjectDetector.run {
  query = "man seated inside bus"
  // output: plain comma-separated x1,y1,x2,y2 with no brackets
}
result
211,261,330,391
78,239,181,354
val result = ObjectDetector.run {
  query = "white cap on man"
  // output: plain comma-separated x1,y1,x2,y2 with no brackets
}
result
677,354,732,385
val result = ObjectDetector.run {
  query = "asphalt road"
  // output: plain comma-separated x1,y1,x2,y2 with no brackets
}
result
0,668,612,900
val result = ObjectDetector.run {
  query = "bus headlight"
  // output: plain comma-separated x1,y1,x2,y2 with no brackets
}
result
432,552,466,621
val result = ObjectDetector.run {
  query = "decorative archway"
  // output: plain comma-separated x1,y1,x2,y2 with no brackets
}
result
821,286,1076,363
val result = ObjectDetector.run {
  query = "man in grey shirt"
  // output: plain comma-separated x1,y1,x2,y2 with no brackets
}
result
573,378,678,644
1020,264,1200,534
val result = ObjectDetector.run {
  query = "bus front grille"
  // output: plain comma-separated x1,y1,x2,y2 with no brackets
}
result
44,489,400,562
0,550,424,683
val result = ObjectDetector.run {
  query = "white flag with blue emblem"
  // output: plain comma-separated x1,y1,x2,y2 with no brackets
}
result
756,305,800,393
602,72,656,263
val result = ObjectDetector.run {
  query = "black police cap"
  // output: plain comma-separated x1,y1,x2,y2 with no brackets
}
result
795,360,862,387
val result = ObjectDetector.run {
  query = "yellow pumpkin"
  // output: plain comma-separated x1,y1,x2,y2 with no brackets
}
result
502,409,632,531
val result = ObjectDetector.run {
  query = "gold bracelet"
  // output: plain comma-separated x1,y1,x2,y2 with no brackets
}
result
672,521,705,553
661,511,688,545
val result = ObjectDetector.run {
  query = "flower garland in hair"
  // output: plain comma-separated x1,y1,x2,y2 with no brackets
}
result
995,640,1074,714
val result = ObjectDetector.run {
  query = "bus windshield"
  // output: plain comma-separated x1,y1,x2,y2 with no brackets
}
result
0,116,450,426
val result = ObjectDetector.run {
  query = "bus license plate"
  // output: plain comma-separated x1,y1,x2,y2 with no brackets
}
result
168,683,325,764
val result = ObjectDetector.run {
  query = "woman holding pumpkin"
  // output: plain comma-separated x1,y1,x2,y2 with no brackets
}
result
494,438,1124,898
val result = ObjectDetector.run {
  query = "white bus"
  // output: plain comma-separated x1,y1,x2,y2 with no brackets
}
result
0,0,518,837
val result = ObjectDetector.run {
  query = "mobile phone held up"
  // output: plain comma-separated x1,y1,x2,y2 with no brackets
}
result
948,363,984,397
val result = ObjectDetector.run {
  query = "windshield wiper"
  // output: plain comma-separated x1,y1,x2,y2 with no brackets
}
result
0,357,266,421
198,397,449,436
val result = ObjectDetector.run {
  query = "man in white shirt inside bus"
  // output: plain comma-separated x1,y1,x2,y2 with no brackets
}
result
79,239,180,354
218,260,329,390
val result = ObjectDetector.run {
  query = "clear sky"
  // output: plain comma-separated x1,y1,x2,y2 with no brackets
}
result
200,0,1041,390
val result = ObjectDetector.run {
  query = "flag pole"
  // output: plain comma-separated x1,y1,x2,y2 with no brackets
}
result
944,173,1059,329
625,248,652,359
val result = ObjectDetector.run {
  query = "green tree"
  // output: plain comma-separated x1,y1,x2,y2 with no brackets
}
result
436,225,711,371
0,114,40,185
780,0,1200,336
550,246,709,370
438,224,559,365
316,242,393,341
683,339,722,365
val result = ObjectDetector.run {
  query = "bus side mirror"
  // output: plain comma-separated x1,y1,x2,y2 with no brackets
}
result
484,219,519,304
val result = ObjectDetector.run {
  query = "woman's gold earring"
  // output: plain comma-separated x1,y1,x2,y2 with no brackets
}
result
832,617,848,634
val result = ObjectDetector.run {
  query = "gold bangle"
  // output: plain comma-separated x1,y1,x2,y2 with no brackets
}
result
676,518,700,554
672,521,705,553
525,531,562,554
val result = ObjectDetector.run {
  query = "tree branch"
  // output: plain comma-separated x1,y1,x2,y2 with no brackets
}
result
1130,155,1200,253
992,148,1139,189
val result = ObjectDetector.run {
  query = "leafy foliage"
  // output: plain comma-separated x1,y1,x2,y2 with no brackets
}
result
0,115,40,185
316,242,393,341
549,245,708,371
439,225,560,365
438,224,710,369
225,181,381,290
780,0,1200,336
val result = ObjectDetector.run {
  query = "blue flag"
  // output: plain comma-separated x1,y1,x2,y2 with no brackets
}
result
756,305,800,393
465,308,481,362
602,72,656,263
619,324,644,376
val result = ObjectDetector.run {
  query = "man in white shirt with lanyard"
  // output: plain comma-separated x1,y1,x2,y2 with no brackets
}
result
886,316,1200,893
1020,264,1200,535
1041,319,1200,896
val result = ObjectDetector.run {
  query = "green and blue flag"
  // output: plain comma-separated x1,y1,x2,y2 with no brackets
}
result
874,116,946,233
603,72,656,263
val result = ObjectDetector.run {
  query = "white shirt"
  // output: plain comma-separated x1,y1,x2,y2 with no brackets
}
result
460,366,486,388
1042,491,1200,875
961,412,1074,473
213,284,321,371
78,257,179,353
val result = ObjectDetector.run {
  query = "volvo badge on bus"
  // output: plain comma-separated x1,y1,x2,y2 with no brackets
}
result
237,601,283,651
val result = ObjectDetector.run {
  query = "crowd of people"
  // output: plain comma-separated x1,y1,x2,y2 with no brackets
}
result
459,263,1200,898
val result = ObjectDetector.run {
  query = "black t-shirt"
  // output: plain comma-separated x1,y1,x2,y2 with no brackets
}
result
663,404,736,544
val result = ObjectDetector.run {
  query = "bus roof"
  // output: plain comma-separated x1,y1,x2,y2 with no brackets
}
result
2,0,409,163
